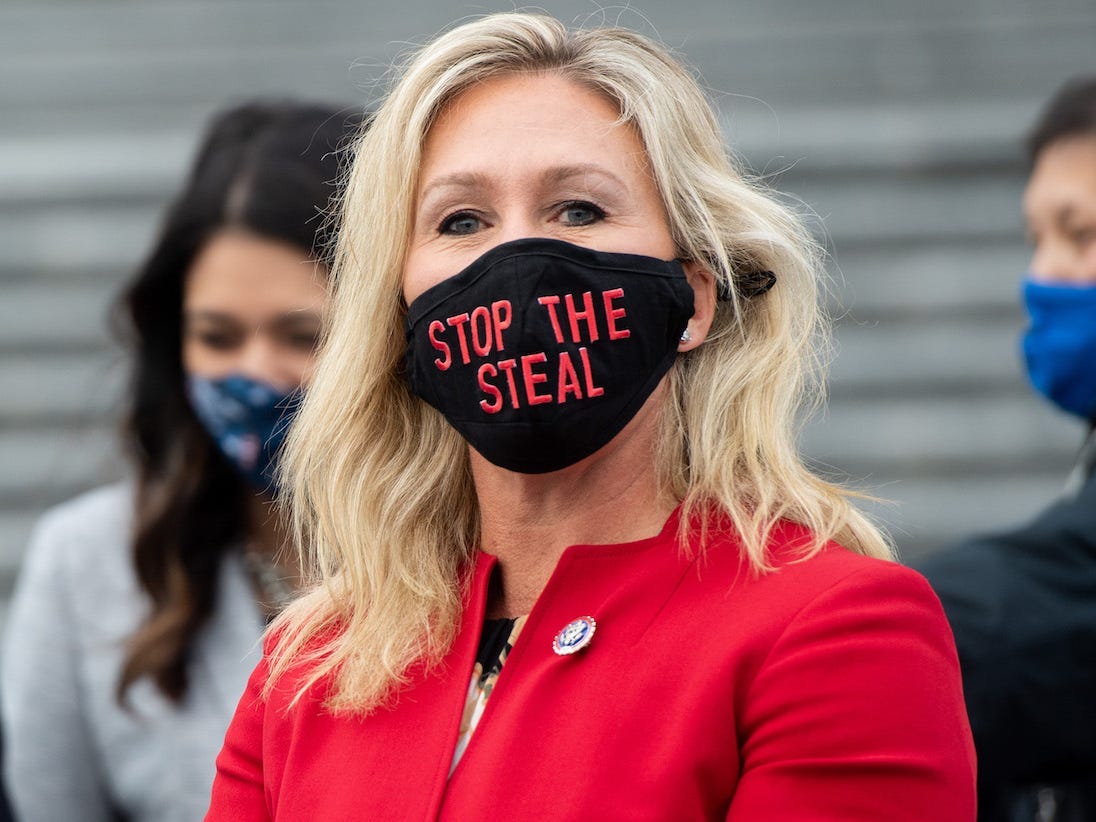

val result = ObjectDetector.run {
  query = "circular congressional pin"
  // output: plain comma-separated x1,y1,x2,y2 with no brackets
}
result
552,616,597,656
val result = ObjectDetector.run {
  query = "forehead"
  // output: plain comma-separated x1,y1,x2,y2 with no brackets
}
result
418,73,650,185
184,230,327,312
1024,134,1096,218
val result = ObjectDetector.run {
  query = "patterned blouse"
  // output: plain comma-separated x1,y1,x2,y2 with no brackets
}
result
449,615,527,774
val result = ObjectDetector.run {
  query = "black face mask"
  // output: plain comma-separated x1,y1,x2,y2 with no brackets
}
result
404,237,695,473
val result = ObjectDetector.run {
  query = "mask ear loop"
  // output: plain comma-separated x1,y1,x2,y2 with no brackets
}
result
718,270,776,301
672,254,776,300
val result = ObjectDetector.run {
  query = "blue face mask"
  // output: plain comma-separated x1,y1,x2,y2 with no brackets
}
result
186,374,302,492
1021,277,1096,422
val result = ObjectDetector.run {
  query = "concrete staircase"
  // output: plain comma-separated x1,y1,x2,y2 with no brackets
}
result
3,0,1095,604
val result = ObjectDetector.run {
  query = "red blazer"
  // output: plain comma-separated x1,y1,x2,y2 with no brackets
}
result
208,514,976,820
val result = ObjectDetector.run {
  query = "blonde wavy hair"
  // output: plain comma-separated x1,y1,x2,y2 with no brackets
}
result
269,11,892,713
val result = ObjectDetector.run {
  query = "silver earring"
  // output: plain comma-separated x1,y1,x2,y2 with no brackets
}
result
680,328,692,343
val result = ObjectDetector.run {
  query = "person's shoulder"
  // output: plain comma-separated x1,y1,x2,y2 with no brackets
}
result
708,518,927,598
6,483,144,651
694,519,940,634
23,482,135,582
32,482,132,537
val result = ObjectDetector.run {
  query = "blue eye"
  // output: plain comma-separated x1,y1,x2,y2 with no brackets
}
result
439,211,482,235
559,201,605,226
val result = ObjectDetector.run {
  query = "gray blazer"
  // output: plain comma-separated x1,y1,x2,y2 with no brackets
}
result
1,484,264,822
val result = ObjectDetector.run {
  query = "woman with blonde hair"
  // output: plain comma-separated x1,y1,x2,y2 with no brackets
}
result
208,13,975,820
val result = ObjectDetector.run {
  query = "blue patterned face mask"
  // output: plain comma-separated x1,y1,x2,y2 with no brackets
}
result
186,374,302,492
1021,277,1096,422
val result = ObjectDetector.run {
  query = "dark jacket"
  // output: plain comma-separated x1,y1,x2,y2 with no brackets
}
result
917,430,1096,822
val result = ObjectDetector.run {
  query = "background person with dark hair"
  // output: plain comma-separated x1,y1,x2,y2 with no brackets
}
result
0,100,362,822
917,76,1096,822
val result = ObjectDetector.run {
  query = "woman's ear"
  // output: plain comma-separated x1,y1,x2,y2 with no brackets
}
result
678,260,716,351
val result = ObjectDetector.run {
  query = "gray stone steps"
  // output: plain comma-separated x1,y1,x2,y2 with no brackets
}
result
2,0,1094,589
1,283,123,352
803,393,1081,471
828,240,1027,315
0,132,192,204
0,353,125,423
0,425,121,505
4,3,1092,108
0,97,1035,207
0,513,39,588
863,469,1071,559
827,317,1028,391
0,206,157,278
0,108,1015,201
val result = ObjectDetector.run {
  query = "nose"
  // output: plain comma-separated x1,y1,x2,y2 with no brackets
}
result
1029,236,1078,284
493,211,547,247
236,333,293,391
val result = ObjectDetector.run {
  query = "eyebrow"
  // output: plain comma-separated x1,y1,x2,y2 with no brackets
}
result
543,163,630,191
418,163,630,203
184,310,322,327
